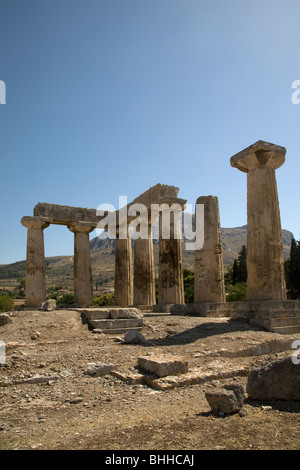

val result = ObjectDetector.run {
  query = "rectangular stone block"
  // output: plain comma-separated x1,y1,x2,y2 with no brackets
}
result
138,354,188,377
78,308,111,320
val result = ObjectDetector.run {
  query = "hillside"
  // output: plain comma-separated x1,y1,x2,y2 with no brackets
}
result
0,226,294,290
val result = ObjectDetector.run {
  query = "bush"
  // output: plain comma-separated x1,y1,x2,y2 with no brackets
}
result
56,294,75,307
93,293,115,306
0,295,14,312
226,282,247,302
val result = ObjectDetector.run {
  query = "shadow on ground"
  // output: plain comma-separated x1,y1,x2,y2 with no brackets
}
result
142,318,263,347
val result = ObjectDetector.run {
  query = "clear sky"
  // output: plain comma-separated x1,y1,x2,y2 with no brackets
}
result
1,0,300,264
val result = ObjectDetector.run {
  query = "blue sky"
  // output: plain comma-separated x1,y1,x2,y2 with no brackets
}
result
1,0,300,264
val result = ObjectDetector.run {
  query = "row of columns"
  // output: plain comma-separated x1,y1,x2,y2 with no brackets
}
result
21,217,96,307
21,140,287,308
21,203,189,308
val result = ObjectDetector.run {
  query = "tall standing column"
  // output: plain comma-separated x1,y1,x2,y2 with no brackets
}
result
158,203,185,305
133,224,156,306
68,222,95,307
21,216,50,307
194,196,226,302
115,235,133,307
230,140,287,301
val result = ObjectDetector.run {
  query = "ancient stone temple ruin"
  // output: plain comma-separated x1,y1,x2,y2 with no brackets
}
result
21,141,300,334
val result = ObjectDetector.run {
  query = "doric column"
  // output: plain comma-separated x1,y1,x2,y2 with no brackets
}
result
21,216,50,307
68,222,95,307
158,201,185,305
133,224,156,306
194,196,226,302
114,236,133,307
230,140,287,301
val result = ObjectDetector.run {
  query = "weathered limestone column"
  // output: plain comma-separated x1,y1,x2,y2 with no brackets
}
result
21,216,50,307
114,235,133,307
158,202,185,305
230,140,287,301
194,196,226,302
133,224,156,306
68,222,95,307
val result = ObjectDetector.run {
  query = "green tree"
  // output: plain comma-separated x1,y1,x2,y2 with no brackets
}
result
225,245,247,301
226,282,247,302
183,268,194,303
286,238,300,299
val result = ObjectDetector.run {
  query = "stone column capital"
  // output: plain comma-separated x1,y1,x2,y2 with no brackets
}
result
67,222,96,234
230,140,286,173
21,216,51,230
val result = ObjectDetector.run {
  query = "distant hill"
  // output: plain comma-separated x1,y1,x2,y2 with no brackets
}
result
0,225,294,289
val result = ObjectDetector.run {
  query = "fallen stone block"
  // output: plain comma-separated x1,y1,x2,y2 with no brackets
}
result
90,318,143,330
205,383,245,415
0,313,12,326
141,364,250,391
38,299,56,311
84,363,115,377
79,308,111,320
110,308,143,319
111,370,145,385
124,329,147,344
246,356,300,400
138,354,188,377
14,374,59,385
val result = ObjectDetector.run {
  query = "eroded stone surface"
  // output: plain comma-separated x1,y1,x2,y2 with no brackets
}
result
194,196,225,303
230,140,287,301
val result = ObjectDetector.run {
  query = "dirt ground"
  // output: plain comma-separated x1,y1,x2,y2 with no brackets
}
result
0,308,299,452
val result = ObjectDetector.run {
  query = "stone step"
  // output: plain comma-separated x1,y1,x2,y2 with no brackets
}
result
270,324,300,334
269,317,300,327
78,307,142,321
252,309,300,320
89,318,144,330
78,308,111,320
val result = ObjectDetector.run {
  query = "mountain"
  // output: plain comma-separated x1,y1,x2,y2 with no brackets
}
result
0,225,294,290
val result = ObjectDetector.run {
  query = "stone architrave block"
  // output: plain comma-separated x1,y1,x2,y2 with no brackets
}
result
138,354,189,377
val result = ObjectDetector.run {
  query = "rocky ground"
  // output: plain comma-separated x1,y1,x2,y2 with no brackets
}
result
0,308,300,451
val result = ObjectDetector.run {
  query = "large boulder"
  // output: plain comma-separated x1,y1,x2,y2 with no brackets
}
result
124,329,147,344
205,382,245,415
0,313,12,326
247,356,300,401
38,299,56,311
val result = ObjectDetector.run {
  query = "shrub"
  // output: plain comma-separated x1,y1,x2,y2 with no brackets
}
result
56,293,75,307
0,295,14,312
226,282,247,302
93,293,115,306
